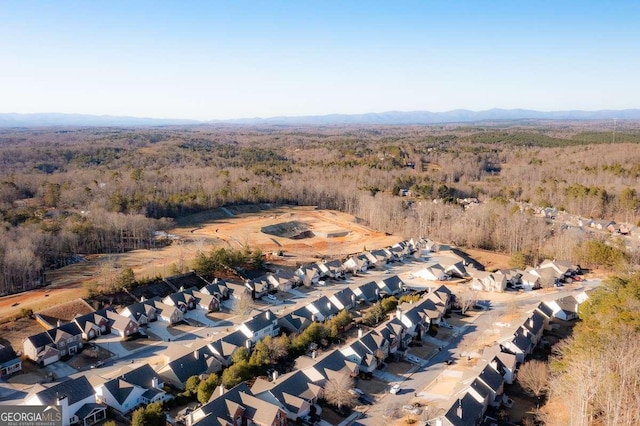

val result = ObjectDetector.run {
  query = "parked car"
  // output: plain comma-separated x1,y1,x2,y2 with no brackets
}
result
390,384,401,394
267,294,277,301
90,361,104,369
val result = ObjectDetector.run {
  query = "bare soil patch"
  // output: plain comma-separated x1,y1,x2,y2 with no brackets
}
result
0,205,400,324
0,317,45,350
463,248,513,271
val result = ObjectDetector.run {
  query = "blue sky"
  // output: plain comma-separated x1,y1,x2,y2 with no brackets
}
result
1,1,638,120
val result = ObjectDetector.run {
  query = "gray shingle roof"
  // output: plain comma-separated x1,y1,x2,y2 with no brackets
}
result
34,376,95,406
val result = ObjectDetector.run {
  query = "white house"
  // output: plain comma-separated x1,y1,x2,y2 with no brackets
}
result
24,376,106,426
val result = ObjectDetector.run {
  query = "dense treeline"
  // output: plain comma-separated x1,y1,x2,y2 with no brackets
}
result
539,274,640,425
1,122,639,295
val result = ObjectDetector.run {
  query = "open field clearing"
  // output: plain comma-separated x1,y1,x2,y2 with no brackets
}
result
0,205,400,322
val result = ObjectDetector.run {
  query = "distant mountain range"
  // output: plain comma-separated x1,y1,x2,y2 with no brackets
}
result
0,113,200,127
1,108,639,127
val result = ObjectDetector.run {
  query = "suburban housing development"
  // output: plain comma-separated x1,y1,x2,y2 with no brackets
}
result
0,236,595,426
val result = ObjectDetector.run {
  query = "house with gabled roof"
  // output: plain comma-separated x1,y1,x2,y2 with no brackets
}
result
340,340,378,373
544,295,580,321
413,264,449,282
189,382,287,426
539,259,578,277
342,255,369,273
468,377,493,410
377,274,405,296
527,266,559,288
209,330,251,367
388,241,410,260
237,310,280,344
501,330,533,363
520,271,542,290
534,302,554,330
95,364,167,415
251,371,318,421
432,284,454,310
329,288,356,311
184,289,220,312
46,322,84,357
435,392,485,426
440,258,469,279
200,277,229,300
491,351,518,385
423,239,440,254
394,302,430,341
120,300,157,326
245,276,272,299
353,281,380,303
158,346,223,389
317,259,344,278
370,249,391,266
522,311,545,345
377,318,409,353
105,310,139,339
417,297,446,326
151,299,184,324
476,363,505,407
340,329,388,373
23,331,59,366
163,290,197,312
73,309,111,341
295,264,321,287
24,376,107,426
278,310,313,335
0,344,22,377
306,296,340,322
300,348,360,381
470,271,507,292
267,269,298,292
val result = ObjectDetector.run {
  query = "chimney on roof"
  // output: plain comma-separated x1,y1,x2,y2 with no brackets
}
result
312,350,316,359
194,350,200,360
272,370,278,381
140,296,146,302
396,307,403,320
456,399,463,419
358,328,363,338
266,311,270,320
219,384,226,396
152,376,159,389
529,317,534,329
57,319,62,327
246,339,252,350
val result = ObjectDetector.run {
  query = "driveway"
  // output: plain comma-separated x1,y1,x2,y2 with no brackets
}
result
185,309,220,327
146,321,178,342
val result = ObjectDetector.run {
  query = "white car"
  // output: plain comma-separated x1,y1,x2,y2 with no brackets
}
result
390,384,401,394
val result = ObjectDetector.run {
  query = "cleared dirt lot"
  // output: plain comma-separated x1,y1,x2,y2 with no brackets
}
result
0,205,400,323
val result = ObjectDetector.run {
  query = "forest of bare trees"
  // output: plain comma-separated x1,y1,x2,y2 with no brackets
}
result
539,275,640,426
1,121,640,295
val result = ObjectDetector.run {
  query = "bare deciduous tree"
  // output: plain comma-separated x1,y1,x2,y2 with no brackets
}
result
518,360,549,398
323,375,357,410
231,294,253,320
456,287,480,314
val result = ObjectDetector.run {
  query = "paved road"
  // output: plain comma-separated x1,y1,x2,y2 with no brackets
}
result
352,280,599,425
